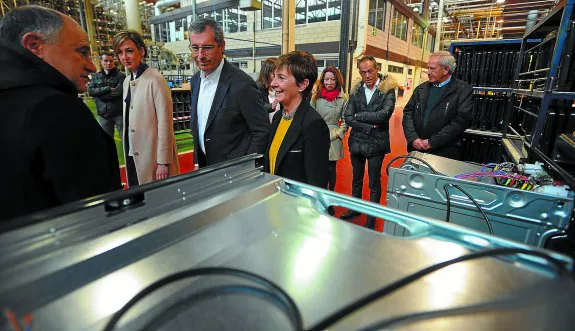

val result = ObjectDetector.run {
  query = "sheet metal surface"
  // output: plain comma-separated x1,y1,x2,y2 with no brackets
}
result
0,156,573,331
386,152,574,246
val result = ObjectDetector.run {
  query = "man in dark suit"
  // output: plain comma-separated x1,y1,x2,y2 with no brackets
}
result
0,6,121,222
188,18,270,168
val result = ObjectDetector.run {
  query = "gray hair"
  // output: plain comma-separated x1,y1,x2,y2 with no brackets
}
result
188,18,224,45
430,51,456,73
0,5,63,44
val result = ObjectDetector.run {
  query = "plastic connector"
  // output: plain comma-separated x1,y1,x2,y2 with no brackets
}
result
519,161,545,176
534,185,571,198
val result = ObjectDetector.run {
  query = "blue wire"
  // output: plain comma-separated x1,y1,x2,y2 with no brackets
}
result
481,162,498,172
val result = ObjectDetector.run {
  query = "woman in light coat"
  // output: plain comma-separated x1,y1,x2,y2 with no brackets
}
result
113,30,180,186
311,66,348,196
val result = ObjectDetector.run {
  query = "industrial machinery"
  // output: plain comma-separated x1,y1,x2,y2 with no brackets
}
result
386,152,574,247
1,155,574,330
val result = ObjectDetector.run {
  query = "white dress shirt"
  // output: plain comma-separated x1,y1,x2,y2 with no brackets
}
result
364,78,381,104
197,60,225,154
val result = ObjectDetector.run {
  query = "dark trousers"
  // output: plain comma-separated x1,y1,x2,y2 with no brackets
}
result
327,161,337,191
196,149,207,168
126,155,139,188
350,153,384,228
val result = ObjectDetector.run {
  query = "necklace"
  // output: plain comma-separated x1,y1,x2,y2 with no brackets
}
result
282,109,296,120
282,98,303,120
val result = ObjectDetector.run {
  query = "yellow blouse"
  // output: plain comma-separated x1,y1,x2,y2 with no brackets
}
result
269,117,293,174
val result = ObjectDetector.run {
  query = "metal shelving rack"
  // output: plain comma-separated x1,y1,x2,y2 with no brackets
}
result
451,40,522,139
450,40,524,163
504,0,575,188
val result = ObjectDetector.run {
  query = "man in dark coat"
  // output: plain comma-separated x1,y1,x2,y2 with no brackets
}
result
340,56,398,230
403,51,473,159
188,18,270,168
88,52,125,141
0,6,121,222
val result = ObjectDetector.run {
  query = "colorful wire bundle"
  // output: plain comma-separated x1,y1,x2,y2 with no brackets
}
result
455,162,534,190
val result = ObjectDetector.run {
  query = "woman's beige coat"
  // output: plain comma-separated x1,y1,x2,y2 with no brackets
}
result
311,89,349,161
122,67,180,184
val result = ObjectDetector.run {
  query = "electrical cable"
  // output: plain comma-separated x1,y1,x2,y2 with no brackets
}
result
443,184,494,235
358,279,563,331
102,267,304,331
443,184,451,223
385,155,439,176
305,247,568,331
139,285,290,331
102,247,567,331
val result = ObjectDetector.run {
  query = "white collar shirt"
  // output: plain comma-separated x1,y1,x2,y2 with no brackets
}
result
364,78,381,104
197,60,225,154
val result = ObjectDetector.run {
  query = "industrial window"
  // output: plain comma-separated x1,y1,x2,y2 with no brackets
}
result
199,7,248,34
296,0,307,24
175,18,184,41
226,8,240,33
288,0,342,25
326,59,339,67
262,0,283,29
327,0,341,21
391,8,407,41
239,9,248,31
411,23,424,48
427,33,436,52
308,0,327,23
368,0,386,31
388,65,404,73
317,59,340,72
163,22,170,43
154,24,161,42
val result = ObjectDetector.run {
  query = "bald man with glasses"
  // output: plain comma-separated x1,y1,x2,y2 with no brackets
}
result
188,18,269,168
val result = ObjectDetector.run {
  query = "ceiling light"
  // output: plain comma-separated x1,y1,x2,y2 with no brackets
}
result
496,0,505,3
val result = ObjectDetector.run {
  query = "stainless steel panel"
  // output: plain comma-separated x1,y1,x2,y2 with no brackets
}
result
0,156,573,331
386,153,574,247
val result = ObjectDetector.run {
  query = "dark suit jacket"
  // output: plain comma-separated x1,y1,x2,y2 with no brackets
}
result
264,101,330,188
190,60,270,167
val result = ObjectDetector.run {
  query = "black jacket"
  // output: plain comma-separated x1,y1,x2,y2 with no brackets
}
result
264,101,330,188
402,77,473,159
345,74,398,156
190,60,270,167
0,39,121,222
257,82,284,114
88,67,126,118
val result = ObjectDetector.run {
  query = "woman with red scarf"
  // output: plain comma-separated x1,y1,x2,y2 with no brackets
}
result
311,67,348,202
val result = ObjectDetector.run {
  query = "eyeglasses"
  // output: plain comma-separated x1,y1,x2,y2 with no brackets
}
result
189,45,215,54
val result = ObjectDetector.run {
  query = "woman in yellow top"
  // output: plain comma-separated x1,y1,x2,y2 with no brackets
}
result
264,51,330,188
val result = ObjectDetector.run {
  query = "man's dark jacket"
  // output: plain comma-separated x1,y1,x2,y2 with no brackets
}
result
264,100,330,188
190,60,270,167
88,67,125,118
0,39,121,222
345,73,398,156
403,76,473,159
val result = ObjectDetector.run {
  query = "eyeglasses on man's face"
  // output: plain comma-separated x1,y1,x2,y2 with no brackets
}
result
189,45,216,53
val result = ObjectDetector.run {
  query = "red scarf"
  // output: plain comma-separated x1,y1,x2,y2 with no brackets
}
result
320,87,339,102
